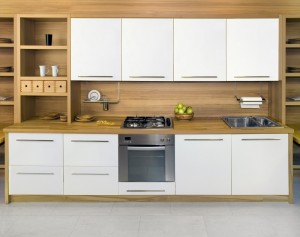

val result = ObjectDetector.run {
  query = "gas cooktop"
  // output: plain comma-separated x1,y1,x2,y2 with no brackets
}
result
122,116,173,129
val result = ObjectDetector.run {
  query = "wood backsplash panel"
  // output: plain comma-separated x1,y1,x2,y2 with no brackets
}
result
80,81,269,117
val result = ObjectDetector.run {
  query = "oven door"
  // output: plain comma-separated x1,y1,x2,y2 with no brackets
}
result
119,145,175,182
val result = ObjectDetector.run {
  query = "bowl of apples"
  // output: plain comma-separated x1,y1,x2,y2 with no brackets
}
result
174,103,194,120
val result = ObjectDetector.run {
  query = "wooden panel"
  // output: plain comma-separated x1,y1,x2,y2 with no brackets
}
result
0,18,14,40
0,77,14,96
286,106,300,124
0,48,14,67
0,106,14,123
80,81,269,118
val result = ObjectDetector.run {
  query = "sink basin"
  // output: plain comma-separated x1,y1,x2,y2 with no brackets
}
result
223,116,282,128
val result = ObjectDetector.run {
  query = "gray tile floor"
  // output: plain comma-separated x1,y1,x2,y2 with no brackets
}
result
0,169,300,237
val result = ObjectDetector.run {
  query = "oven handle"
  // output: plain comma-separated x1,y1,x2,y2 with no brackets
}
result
127,146,165,151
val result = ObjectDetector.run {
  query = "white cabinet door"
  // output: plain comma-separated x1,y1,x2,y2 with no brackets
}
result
71,18,121,81
175,135,231,195
9,166,63,195
227,19,279,81
64,134,118,166
9,133,63,166
64,167,118,195
122,19,173,81
232,134,288,195
174,19,226,81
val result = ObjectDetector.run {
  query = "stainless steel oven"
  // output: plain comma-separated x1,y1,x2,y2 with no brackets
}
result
119,134,175,182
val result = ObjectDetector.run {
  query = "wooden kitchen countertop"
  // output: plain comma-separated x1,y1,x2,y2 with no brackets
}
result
2,117,294,134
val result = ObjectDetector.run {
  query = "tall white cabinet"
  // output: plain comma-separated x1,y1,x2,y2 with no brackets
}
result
175,135,231,195
227,19,279,81
122,19,173,81
174,19,226,81
71,18,121,81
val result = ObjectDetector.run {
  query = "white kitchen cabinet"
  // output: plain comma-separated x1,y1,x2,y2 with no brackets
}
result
64,167,118,195
64,134,118,195
232,134,289,195
227,19,279,81
8,133,64,195
122,18,173,81
175,135,231,195
174,19,226,81
71,18,121,81
118,182,175,195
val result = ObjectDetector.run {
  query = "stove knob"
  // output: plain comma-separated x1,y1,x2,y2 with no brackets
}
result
167,138,171,142
160,138,165,142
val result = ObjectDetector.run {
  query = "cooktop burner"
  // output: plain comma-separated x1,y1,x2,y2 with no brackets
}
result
122,116,173,129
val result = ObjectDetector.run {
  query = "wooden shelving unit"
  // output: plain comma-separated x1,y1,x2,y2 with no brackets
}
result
16,14,71,123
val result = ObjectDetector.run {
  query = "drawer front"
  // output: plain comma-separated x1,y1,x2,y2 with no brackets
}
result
55,81,67,93
20,81,32,92
9,133,63,166
32,81,43,93
118,182,175,195
44,81,55,93
9,166,63,195
64,134,118,166
64,167,118,195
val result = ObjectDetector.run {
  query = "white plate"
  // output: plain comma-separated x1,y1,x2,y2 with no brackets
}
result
88,90,101,101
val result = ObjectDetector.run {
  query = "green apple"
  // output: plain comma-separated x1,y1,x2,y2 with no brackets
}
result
174,107,179,113
178,108,185,114
177,103,184,109
186,107,193,114
182,106,187,113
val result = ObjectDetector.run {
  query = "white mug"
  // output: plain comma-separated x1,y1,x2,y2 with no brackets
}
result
51,65,59,77
39,65,48,77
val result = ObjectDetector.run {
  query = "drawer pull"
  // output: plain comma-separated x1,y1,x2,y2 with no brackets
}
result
70,140,109,143
241,138,281,141
129,76,165,79
71,173,109,176
78,76,113,78
184,139,223,141
17,172,54,175
181,76,217,78
126,189,165,193
234,76,270,79
16,139,54,142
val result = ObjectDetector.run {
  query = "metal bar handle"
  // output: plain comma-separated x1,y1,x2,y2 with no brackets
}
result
234,76,270,78
128,146,165,151
71,140,109,143
72,173,109,176
78,76,113,78
16,139,54,142
129,76,165,78
181,76,218,78
17,172,54,175
184,139,223,141
126,190,166,193
241,138,281,141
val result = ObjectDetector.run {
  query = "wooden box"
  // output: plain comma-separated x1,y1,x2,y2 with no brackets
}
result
32,81,43,93
44,81,55,93
55,81,67,93
20,81,32,93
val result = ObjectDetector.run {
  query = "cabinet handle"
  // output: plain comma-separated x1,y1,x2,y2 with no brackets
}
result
71,140,109,143
129,76,165,79
184,139,223,141
181,76,218,78
78,76,113,78
16,139,54,142
234,76,270,79
126,189,165,193
71,173,109,176
17,172,54,175
241,138,281,141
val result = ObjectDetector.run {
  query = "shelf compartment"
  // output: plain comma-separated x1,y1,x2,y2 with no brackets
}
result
20,17,68,46
0,106,14,123
20,49,67,77
0,48,14,68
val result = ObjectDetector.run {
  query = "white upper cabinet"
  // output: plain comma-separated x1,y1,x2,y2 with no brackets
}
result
71,18,121,81
174,19,226,81
122,19,173,81
227,19,279,81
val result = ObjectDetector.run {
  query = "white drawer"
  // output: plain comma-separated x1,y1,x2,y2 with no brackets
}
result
118,182,175,195
9,166,63,195
64,134,118,166
9,133,63,166
64,166,118,195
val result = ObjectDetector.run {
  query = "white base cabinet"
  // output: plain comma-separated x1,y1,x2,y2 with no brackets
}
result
119,182,175,195
232,134,289,195
175,135,231,195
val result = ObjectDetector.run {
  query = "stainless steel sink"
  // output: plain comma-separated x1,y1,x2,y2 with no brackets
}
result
223,116,282,128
